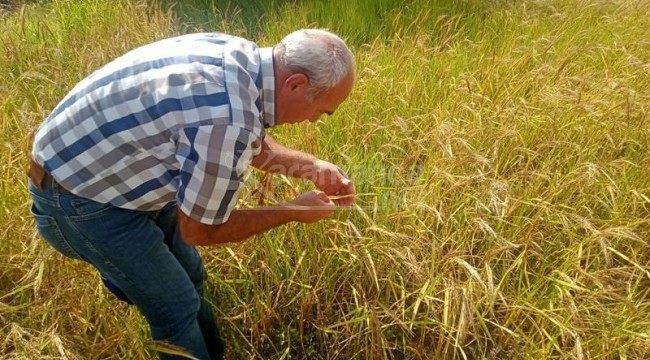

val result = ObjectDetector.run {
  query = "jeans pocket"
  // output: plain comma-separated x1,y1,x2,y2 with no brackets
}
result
65,195,113,218
31,203,84,261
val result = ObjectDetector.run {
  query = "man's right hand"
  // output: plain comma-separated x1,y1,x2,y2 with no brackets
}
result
286,190,336,223
178,190,336,246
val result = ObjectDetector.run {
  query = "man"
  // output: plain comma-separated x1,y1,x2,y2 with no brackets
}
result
28,29,355,359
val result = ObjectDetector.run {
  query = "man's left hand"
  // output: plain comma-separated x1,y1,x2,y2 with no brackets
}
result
308,160,355,207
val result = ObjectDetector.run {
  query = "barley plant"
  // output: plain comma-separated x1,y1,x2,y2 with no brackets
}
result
1,0,649,359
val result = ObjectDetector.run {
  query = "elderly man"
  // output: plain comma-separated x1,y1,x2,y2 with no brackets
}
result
28,29,355,359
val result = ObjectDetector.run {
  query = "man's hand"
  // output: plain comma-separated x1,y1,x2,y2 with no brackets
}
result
178,190,335,246
249,136,355,206
285,190,336,223
308,160,356,207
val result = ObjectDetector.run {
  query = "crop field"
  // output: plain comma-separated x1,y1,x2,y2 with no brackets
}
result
1,0,649,359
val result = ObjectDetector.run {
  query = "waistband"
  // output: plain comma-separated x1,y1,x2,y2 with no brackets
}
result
27,159,71,194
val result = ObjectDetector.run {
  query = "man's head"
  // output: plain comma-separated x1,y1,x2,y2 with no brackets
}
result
273,29,355,125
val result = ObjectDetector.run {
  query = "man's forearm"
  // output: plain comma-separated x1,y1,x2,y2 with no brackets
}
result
251,135,318,178
250,135,354,206
178,206,298,246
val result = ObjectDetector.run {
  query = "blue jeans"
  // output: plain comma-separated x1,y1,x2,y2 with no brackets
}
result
29,179,224,360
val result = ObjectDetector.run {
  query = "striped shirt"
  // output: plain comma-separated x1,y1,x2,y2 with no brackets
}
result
32,33,276,224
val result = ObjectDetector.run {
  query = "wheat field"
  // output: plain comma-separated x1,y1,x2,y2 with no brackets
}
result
1,0,649,359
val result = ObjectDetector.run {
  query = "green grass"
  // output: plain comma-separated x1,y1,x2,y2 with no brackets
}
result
2,0,649,358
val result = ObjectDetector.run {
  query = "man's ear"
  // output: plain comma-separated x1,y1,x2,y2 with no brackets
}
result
281,73,309,95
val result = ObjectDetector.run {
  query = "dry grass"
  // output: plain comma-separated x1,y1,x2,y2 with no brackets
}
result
1,0,649,359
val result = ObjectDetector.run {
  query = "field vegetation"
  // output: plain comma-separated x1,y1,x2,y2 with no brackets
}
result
1,0,649,359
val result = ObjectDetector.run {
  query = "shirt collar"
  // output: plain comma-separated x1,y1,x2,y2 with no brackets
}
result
259,47,276,128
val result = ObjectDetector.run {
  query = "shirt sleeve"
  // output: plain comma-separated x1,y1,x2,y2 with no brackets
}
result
175,124,262,225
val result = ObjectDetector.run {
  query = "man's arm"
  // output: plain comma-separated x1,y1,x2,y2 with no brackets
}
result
251,135,356,206
251,135,318,177
178,190,334,246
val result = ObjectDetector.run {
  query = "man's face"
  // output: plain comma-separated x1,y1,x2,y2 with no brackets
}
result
276,73,354,125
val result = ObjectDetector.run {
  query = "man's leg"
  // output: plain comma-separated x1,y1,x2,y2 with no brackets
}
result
34,186,214,360
155,204,225,360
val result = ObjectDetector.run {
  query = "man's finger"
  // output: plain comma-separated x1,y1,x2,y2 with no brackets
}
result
337,166,350,179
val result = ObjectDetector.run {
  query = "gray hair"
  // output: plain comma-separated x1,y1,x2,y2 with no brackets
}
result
275,29,355,100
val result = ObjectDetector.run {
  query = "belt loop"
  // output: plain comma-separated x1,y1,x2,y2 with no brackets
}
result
51,178,62,196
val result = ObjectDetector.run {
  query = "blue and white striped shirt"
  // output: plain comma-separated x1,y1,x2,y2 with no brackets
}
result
32,33,276,224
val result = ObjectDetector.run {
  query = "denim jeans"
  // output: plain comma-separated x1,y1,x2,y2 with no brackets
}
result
29,179,224,360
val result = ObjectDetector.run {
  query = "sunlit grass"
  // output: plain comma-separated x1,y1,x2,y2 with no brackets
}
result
1,0,649,359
